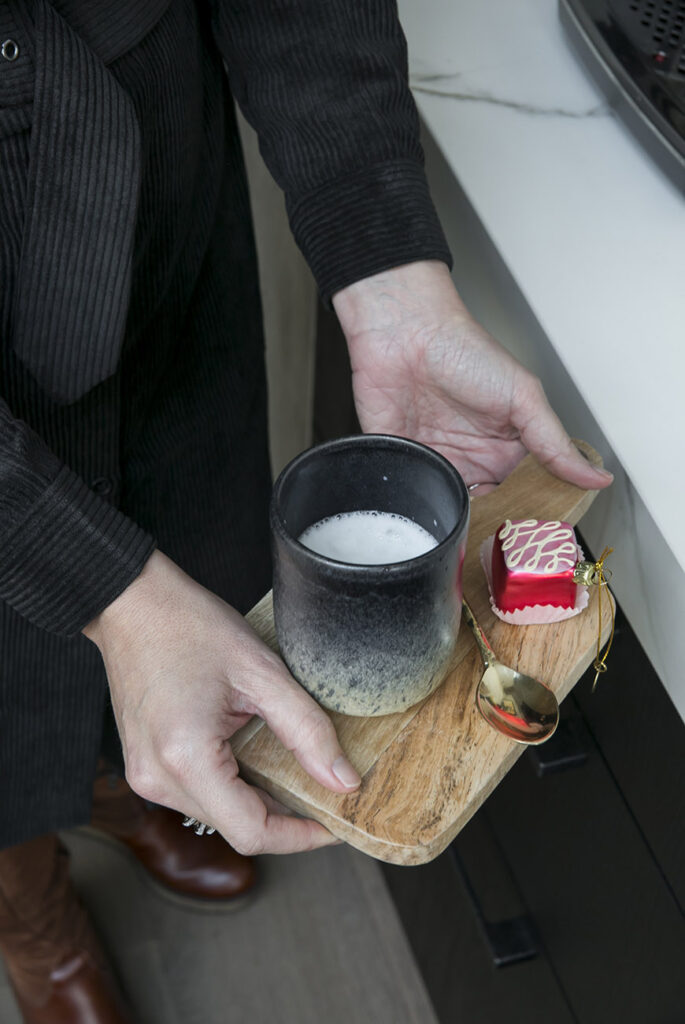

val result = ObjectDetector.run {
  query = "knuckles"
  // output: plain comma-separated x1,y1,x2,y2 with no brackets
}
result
230,833,266,857
124,763,168,805
519,371,545,406
156,735,195,778
124,730,196,802
289,705,335,755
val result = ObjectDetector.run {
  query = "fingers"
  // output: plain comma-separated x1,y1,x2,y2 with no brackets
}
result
236,665,361,795
251,786,296,817
132,732,343,856
514,377,613,490
251,786,341,844
186,764,340,856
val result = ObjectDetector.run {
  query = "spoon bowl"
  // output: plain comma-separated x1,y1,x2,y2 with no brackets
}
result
476,662,560,744
462,599,559,744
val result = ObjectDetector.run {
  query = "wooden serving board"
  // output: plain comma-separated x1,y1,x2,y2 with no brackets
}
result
233,441,613,865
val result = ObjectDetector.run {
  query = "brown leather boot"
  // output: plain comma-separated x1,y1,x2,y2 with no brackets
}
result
0,834,134,1023
88,767,257,909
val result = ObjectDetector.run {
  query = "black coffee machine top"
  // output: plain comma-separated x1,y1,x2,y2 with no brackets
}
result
559,0,685,189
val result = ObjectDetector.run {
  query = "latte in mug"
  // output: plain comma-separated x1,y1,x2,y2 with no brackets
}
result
298,510,438,565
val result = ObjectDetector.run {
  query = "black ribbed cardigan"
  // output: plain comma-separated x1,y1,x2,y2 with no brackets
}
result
0,0,450,847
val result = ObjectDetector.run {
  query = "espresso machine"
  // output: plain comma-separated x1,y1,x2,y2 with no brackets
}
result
559,0,685,189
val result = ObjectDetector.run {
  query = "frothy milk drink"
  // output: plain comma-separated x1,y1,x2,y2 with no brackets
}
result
298,510,438,565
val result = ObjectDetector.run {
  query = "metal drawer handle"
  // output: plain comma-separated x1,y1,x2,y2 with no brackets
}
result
449,845,539,968
527,715,589,778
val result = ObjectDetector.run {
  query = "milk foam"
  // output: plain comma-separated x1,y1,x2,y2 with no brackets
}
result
298,510,438,565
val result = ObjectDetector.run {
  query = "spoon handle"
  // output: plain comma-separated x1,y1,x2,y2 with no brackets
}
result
462,598,496,668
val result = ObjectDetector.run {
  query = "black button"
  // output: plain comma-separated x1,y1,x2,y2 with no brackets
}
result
91,477,113,496
1,40,20,62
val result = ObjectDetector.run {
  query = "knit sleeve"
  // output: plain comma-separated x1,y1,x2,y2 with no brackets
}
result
0,398,155,637
210,0,451,301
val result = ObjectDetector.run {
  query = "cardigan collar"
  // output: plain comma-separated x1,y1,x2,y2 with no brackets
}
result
50,0,172,65
10,0,171,402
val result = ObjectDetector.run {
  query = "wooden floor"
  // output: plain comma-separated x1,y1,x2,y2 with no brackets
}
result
0,832,437,1024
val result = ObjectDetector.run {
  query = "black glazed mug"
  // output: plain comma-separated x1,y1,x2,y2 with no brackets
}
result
270,434,470,717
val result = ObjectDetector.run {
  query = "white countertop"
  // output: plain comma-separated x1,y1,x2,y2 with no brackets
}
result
398,0,685,718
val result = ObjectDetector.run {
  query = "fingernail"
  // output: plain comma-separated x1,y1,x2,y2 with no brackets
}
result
332,755,361,789
595,467,613,480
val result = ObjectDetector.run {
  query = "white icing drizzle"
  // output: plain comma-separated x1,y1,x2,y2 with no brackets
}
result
498,519,577,572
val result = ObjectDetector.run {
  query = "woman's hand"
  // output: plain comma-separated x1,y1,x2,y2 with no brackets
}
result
334,261,613,493
83,551,360,855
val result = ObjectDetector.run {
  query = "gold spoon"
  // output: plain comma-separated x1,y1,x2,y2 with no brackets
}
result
461,598,560,744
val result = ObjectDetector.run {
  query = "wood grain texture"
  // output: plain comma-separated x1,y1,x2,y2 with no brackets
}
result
236,441,613,864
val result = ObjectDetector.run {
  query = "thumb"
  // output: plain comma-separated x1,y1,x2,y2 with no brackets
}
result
241,661,361,794
514,377,613,490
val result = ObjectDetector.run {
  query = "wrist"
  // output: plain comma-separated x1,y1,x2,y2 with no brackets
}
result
332,260,466,341
82,548,169,650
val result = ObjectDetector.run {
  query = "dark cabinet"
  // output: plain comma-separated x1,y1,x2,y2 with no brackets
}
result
382,608,685,1024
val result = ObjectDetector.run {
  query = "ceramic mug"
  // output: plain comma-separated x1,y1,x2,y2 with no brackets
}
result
270,434,470,716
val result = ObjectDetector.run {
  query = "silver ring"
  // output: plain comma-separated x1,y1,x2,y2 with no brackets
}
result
182,815,216,836
468,481,497,493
